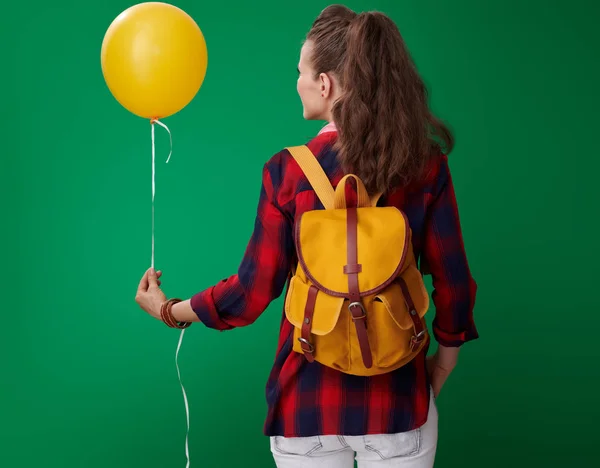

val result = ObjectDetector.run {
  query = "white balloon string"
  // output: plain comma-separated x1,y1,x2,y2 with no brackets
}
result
150,119,173,268
153,119,173,163
176,328,191,468
151,122,156,268
150,119,190,467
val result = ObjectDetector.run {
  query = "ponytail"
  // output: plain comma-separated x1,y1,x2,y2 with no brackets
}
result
308,7,454,194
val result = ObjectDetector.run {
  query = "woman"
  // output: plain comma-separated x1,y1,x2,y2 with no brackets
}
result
136,4,478,467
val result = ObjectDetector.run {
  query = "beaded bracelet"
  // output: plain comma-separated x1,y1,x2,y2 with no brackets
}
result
160,298,191,329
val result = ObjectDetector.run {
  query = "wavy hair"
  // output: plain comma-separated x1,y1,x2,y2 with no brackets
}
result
306,4,454,193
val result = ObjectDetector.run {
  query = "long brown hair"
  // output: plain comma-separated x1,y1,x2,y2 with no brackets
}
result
306,5,454,194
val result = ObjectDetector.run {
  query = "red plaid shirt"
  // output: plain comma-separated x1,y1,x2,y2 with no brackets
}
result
191,126,478,437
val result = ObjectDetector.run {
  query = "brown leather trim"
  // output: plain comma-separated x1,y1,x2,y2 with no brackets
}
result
294,209,411,298
300,285,318,362
343,264,362,275
346,207,360,302
346,206,373,369
396,276,426,351
349,302,372,368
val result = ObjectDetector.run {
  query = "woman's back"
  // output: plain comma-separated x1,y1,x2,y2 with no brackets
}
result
250,124,477,438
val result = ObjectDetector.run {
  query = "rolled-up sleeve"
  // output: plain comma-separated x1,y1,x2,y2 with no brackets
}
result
423,156,479,347
190,162,294,330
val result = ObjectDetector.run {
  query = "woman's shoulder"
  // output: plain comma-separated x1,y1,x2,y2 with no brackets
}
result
423,150,450,183
267,130,337,163
263,130,338,182
390,149,450,197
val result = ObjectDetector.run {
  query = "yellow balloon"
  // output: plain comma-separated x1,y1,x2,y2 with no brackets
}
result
101,2,208,120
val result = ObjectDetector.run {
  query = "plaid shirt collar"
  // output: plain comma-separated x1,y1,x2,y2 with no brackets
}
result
318,121,337,135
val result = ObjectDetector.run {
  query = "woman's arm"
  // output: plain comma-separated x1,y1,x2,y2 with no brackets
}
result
171,299,197,323
422,155,478,395
172,162,294,329
423,155,479,348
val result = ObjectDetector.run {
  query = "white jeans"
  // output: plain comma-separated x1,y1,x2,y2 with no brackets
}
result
270,390,437,468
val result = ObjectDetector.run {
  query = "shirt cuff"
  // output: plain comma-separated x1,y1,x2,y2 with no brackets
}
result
190,287,232,331
432,322,479,348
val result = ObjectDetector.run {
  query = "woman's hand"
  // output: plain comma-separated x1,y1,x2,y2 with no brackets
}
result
426,345,459,398
135,268,166,320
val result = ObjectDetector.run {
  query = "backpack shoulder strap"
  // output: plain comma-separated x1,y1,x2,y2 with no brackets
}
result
286,145,335,210
371,192,383,207
286,145,384,209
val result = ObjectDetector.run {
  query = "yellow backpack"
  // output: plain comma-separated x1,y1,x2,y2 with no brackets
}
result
284,145,430,377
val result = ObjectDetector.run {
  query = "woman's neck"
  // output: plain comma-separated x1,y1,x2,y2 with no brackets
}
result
318,121,337,135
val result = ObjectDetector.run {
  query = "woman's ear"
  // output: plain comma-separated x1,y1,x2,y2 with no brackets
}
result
319,72,334,98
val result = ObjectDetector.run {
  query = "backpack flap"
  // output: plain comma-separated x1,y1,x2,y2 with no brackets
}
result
284,275,346,335
373,265,429,330
295,207,410,297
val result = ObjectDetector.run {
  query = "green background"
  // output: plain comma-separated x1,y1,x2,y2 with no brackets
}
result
1,0,598,467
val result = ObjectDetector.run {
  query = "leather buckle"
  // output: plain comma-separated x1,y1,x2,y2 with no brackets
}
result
348,301,366,320
410,330,426,351
298,337,315,354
